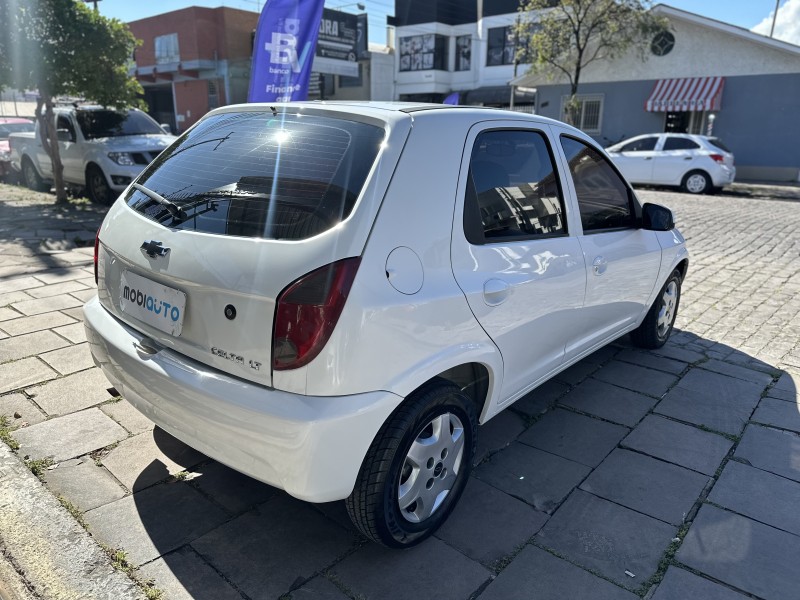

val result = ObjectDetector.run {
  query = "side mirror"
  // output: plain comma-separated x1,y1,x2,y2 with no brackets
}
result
56,128,73,142
160,123,172,135
642,202,675,231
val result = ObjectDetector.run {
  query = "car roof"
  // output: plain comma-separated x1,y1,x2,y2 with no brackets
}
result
0,117,32,124
208,101,576,135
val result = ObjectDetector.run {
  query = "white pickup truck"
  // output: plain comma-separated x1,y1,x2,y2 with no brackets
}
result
9,105,175,204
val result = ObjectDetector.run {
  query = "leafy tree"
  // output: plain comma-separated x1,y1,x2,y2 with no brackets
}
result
0,0,143,202
515,0,667,126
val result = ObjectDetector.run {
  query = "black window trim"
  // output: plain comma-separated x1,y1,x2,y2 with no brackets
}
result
463,126,569,246
559,134,641,235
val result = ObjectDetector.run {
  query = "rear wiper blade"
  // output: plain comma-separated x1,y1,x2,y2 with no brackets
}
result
132,183,187,221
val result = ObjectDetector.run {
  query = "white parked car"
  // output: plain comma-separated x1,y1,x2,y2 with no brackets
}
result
606,133,735,194
84,103,688,547
9,106,175,204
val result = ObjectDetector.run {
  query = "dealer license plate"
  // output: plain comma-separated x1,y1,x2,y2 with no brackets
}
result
120,270,186,336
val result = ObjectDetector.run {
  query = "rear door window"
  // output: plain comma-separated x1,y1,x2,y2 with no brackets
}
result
560,136,634,232
663,137,700,151
126,112,385,240
464,129,566,244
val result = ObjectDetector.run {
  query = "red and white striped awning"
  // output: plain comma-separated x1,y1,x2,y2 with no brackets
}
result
645,77,725,112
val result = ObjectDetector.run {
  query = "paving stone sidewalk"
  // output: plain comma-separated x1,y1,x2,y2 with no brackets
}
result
1,182,800,600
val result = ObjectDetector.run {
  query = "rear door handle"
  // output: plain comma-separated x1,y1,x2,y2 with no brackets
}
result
483,279,510,306
683,156,692,160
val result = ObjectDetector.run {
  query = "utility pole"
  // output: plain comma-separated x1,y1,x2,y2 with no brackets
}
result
770,0,780,38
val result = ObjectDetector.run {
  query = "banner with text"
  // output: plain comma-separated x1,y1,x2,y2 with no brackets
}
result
311,8,360,78
248,0,326,102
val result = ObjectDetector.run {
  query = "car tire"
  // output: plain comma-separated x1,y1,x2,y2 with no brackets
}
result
681,170,711,195
346,379,477,548
21,157,49,193
86,164,113,205
631,269,682,349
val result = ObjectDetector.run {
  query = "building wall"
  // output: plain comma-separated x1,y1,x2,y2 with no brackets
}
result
129,7,257,63
395,0,476,26
128,7,258,132
585,16,800,83
394,12,532,99
535,73,800,180
173,79,211,130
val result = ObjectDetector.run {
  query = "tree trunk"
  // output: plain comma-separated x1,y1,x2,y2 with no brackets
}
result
564,93,580,127
35,96,68,203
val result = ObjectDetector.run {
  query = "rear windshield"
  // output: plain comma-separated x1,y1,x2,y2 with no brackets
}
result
77,109,164,139
126,111,385,240
708,138,731,153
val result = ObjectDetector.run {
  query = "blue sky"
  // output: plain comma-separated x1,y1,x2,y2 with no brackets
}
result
97,1,795,46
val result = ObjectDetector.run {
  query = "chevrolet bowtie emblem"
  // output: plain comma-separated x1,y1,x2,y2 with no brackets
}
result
140,240,170,258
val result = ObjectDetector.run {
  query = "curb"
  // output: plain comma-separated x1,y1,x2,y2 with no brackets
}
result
0,443,143,600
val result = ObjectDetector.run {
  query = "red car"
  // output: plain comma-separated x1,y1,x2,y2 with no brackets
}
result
0,117,35,181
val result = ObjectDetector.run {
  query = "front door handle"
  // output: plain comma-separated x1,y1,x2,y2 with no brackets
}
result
683,156,693,160
483,279,510,306
592,256,608,276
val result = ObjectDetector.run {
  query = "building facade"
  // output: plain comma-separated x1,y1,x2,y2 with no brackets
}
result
394,1,800,181
512,5,800,181
393,0,536,109
129,6,394,130
128,6,258,134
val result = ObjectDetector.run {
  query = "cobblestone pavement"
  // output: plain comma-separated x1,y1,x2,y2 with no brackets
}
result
1,182,799,600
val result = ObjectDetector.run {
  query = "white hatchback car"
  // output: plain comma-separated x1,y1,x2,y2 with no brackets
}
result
84,102,688,547
606,133,735,194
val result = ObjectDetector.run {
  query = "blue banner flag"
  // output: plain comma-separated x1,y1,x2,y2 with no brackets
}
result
248,0,326,103
443,92,459,105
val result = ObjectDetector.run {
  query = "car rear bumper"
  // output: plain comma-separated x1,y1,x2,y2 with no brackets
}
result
83,295,403,502
712,165,736,187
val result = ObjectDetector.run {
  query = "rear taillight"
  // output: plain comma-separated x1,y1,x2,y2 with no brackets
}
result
93,228,100,285
272,257,361,371
710,153,725,164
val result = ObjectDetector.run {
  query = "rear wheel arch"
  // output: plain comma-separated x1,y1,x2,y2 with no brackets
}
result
436,362,491,421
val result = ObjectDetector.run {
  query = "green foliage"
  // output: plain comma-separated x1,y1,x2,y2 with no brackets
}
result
0,0,143,107
0,0,144,201
25,456,54,478
0,415,21,451
515,0,667,123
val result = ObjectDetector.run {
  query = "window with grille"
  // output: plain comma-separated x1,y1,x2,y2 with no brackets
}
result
561,95,604,135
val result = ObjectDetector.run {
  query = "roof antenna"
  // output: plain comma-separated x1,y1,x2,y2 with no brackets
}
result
269,105,277,116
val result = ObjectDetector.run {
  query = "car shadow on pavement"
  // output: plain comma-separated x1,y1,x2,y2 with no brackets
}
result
117,332,799,600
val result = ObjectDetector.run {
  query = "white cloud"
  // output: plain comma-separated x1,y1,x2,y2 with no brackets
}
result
752,0,800,45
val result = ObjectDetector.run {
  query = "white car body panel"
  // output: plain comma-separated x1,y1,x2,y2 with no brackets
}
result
84,102,689,503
